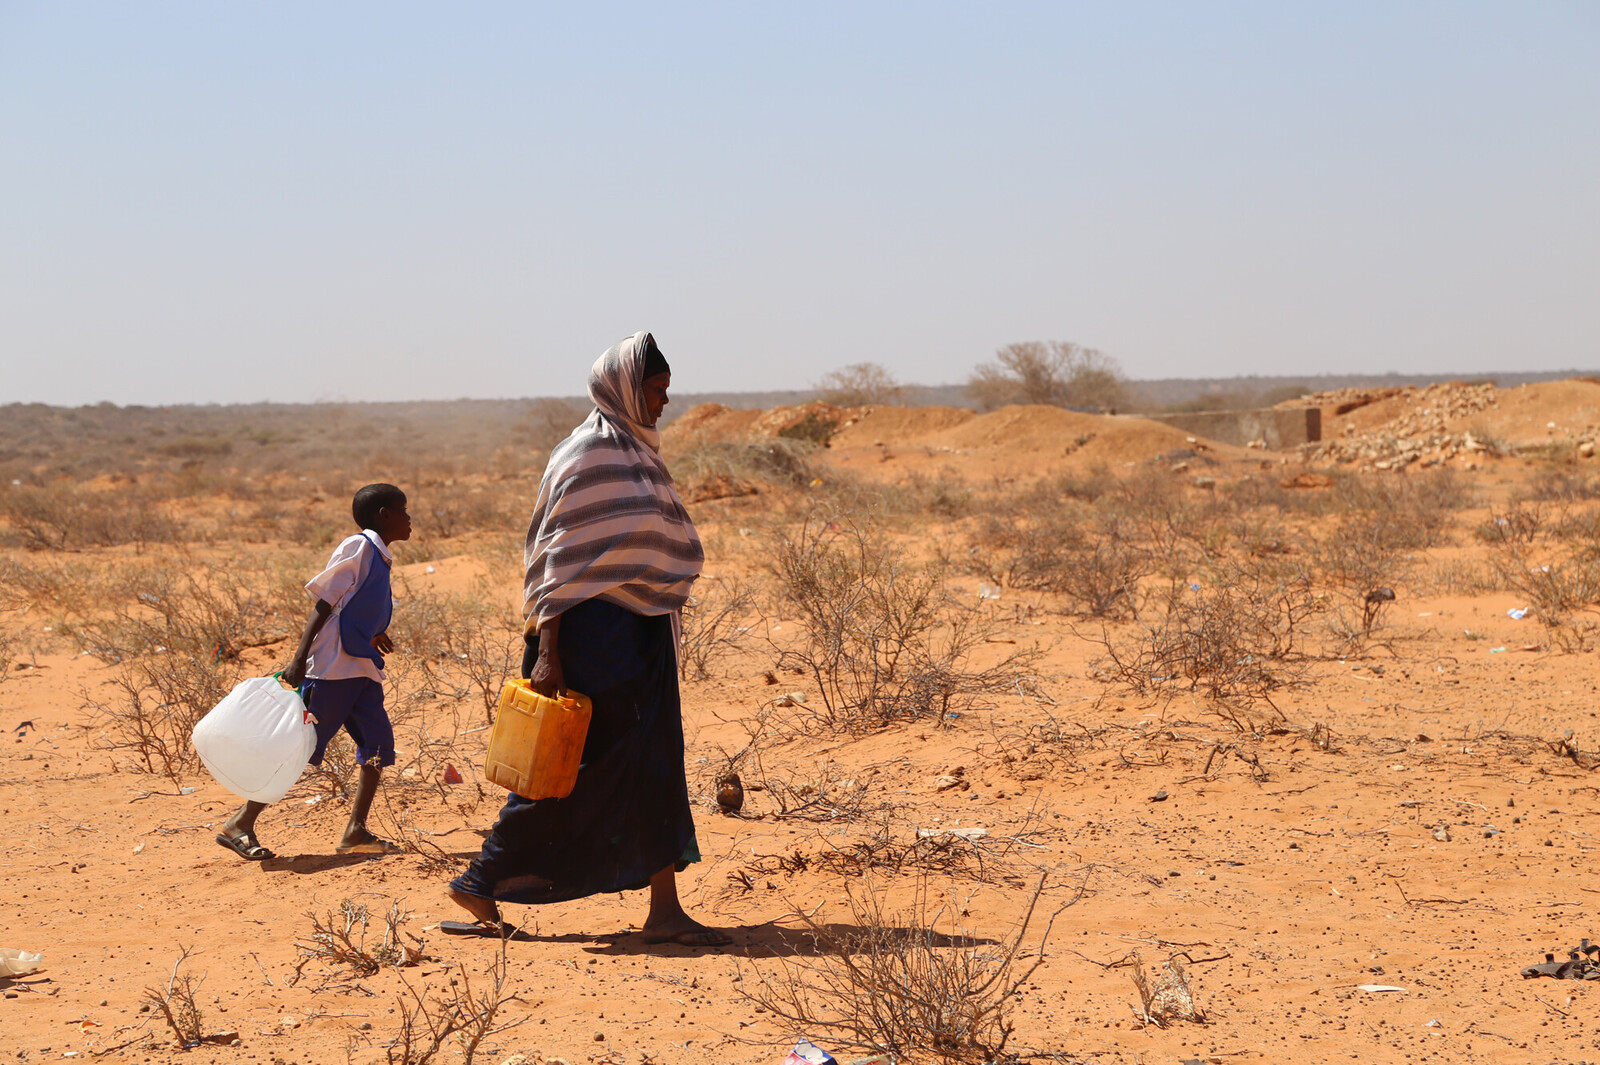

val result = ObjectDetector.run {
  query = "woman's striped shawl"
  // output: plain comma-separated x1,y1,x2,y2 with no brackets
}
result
523,331,704,628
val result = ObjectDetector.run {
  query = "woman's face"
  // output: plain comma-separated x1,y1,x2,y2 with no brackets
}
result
642,372,671,426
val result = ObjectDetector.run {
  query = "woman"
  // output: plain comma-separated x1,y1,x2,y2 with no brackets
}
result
447,331,728,947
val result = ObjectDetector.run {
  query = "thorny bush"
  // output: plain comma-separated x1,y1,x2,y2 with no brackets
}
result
770,518,1039,734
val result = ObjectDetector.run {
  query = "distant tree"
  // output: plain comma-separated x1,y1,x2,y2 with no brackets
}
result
814,362,905,406
511,398,586,451
966,341,1127,412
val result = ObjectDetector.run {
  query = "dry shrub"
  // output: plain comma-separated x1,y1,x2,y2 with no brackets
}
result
1550,504,1600,543
292,898,423,990
1331,466,1472,527
1524,467,1600,503
680,575,756,680
890,468,973,520
741,875,1067,1063
388,945,525,1065
393,577,522,721
61,564,300,665
771,518,1038,734
1487,541,1600,629
748,811,1050,886
416,482,514,539
1089,563,1317,707
668,437,817,496
143,946,206,1049
1475,502,1547,545
87,652,237,783
0,481,184,551
965,506,1149,618
1129,953,1206,1028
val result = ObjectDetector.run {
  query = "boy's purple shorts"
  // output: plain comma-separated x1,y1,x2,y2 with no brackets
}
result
304,677,396,768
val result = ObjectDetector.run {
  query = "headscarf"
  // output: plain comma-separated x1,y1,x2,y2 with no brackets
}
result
522,331,703,627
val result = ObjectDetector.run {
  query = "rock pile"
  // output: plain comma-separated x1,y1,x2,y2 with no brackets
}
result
1298,383,1503,470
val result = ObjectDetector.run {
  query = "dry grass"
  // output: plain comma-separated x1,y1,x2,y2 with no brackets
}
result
1129,953,1207,1028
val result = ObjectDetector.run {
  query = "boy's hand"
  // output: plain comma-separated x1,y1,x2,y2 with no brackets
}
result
371,632,394,655
283,659,308,688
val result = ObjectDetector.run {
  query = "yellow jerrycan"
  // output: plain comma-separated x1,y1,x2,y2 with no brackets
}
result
484,680,592,800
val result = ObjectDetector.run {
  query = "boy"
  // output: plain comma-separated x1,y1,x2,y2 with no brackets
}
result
215,483,411,860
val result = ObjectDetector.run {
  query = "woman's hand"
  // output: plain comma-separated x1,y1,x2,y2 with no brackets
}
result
371,631,394,655
528,614,565,698
530,647,565,698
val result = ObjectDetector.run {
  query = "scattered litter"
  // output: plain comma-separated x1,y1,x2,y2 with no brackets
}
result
978,583,1002,600
1489,646,1507,653
1149,789,1169,802
1357,984,1407,993
1522,939,1600,979
1425,1019,1441,1027
133,843,144,855
773,692,808,707
0,948,43,976
425,565,436,574
179,786,197,795
442,763,463,785
1508,607,1529,619
304,795,323,805
916,826,988,841
781,1037,836,1065
1432,825,1450,842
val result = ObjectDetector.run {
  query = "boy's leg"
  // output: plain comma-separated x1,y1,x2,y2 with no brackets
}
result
335,679,398,853
338,761,389,851
217,800,273,860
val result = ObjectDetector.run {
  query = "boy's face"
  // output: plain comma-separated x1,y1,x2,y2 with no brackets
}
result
643,372,671,426
376,501,412,543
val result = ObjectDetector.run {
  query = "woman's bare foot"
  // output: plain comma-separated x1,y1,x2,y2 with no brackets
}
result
640,914,731,946
447,887,502,928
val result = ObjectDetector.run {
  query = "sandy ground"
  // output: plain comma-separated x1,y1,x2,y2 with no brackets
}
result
5,396,1600,1065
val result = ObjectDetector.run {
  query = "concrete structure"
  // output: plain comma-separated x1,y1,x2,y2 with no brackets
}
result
1143,407,1321,450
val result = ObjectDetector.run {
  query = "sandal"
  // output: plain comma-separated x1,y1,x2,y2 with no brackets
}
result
216,831,274,861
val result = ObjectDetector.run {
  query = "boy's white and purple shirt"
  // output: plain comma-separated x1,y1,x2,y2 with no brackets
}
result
304,529,392,683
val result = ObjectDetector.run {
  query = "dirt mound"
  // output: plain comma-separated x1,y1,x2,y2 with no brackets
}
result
926,405,1217,463
671,401,1254,485
669,402,977,449
1468,378,1600,444
830,405,975,446
667,402,766,441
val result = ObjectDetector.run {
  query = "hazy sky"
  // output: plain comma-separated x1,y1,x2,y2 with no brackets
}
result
2,2,1596,405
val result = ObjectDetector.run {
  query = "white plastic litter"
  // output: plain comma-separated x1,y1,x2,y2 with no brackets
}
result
1358,984,1406,993
917,826,990,841
0,948,43,976
781,1039,836,1065
191,677,316,803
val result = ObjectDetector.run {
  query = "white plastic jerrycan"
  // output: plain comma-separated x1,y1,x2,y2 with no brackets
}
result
191,676,316,803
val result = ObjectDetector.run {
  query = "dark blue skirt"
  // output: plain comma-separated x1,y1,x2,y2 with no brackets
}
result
450,597,699,905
